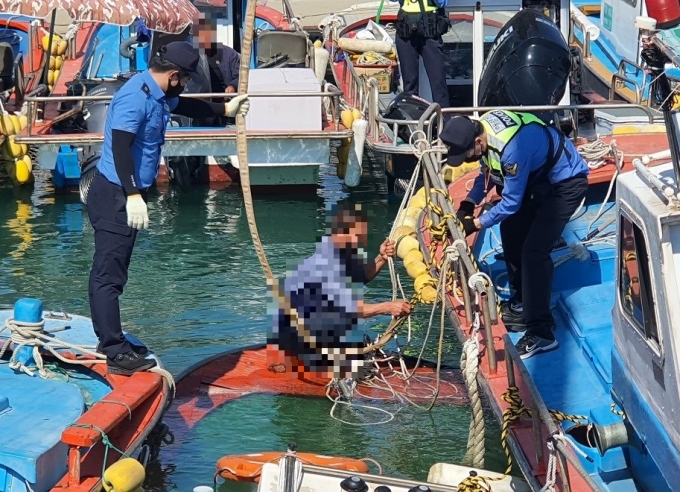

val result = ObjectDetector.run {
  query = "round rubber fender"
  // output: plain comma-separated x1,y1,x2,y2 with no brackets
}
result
119,36,137,60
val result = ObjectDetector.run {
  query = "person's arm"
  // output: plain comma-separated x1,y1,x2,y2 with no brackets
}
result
224,48,240,90
171,96,225,119
358,300,411,319
112,130,139,195
364,255,387,283
476,129,541,229
109,92,145,195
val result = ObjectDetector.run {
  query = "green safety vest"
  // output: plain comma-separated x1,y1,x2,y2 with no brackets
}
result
402,0,437,14
479,110,548,186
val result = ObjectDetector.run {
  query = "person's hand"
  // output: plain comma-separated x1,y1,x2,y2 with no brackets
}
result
387,301,412,317
225,86,236,93
456,199,475,220
460,216,479,237
225,94,250,117
379,238,395,261
126,194,148,230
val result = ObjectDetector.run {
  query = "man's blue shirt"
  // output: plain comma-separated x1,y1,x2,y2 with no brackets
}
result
97,71,179,189
468,124,589,228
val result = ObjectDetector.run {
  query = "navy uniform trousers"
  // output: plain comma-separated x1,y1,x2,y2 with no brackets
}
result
499,174,588,339
395,33,449,110
86,173,142,358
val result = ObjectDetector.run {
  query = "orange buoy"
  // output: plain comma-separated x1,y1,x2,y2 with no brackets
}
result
216,452,370,482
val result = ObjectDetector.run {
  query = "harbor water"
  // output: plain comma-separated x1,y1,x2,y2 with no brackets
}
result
0,153,507,490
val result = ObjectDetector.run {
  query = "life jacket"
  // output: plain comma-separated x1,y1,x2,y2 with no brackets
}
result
479,110,567,188
401,0,437,14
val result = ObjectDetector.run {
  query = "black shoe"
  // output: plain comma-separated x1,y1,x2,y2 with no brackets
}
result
107,351,157,376
515,333,559,360
501,300,526,330
97,342,148,356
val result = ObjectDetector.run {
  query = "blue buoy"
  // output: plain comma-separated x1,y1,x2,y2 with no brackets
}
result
13,298,43,368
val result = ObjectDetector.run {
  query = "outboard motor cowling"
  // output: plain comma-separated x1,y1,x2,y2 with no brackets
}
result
84,81,125,134
478,9,571,113
383,92,441,145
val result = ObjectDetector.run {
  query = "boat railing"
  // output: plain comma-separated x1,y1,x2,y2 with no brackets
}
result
569,11,593,60
362,95,661,155
503,333,604,492
20,89,347,142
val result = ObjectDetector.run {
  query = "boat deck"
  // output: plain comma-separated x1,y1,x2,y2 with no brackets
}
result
432,141,673,490
0,310,168,491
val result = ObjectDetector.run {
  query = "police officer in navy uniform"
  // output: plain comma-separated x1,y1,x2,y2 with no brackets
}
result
395,0,450,110
440,111,589,360
87,41,250,375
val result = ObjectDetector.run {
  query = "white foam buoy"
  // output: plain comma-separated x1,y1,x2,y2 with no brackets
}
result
314,46,329,84
193,486,213,492
344,119,368,187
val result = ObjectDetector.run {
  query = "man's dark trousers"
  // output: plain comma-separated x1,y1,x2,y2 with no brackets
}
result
86,173,138,358
395,33,449,110
499,174,588,339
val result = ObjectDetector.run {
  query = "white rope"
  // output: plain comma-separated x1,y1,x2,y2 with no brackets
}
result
461,311,485,468
0,318,175,395
540,432,592,492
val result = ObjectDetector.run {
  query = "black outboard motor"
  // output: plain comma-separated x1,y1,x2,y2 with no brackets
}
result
83,81,125,134
478,9,571,125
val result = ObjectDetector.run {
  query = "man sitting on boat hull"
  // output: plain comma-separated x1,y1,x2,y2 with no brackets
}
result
269,204,412,379
442,111,589,360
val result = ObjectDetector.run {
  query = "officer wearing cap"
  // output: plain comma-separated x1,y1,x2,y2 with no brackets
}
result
87,41,250,375
395,0,450,110
440,111,589,360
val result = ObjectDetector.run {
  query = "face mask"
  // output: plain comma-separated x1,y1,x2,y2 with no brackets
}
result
465,153,483,163
165,79,185,99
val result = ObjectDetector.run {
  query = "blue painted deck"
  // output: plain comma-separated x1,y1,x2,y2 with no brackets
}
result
471,183,673,491
0,309,148,492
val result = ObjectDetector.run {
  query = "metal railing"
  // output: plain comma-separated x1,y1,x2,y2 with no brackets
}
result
570,11,593,60
414,105,500,374
22,89,347,139
503,334,603,492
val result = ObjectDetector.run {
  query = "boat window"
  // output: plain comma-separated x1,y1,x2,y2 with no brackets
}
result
619,214,660,345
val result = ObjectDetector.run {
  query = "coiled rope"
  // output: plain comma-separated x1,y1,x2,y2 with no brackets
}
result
0,318,176,395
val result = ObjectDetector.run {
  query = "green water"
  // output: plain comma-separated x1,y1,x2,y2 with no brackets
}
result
0,158,506,491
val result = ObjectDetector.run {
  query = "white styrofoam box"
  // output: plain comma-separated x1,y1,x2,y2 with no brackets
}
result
245,68,322,132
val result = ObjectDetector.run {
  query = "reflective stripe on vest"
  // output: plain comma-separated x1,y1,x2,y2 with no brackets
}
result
479,110,546,182
402,0,437,14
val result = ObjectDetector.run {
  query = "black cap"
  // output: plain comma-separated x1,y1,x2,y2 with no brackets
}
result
440,116,476,167
157,41,199,75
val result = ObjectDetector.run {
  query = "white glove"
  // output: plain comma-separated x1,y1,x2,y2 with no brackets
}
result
225,94,250,117
126,194,149,230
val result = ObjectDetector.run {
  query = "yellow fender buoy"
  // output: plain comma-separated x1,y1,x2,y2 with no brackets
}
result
352,108,361,121
18,114,28,132
396,235,420,260
393,225,416,242
340,109,354,129
404,206,422,221
5,136,27,158
408,194,427,211
419,285,438,304
405,260,427,279
414,272,437,293
102,458,146,492
0,113,18,136
14,156,31,184
403,249,424,267
57,39,68,56
313,39,322,48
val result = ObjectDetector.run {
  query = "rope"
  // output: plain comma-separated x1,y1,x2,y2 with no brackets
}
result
461,311,485,469
355,51,392,65
0,318,176,395
67,423,130,486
